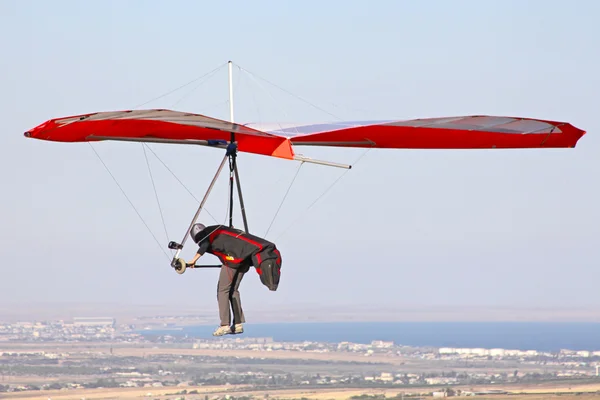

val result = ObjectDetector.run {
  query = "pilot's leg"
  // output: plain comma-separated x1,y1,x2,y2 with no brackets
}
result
229,266,246,329
215,264,246,336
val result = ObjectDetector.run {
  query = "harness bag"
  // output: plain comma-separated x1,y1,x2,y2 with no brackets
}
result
207,226,282,290
253,244,282,291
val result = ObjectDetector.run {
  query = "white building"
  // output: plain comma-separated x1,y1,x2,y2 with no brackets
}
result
372,340,394,348
490,348,505,356
73,317,115,327
439,348,456,354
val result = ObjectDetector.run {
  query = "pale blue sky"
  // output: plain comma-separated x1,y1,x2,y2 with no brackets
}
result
1,0,599,318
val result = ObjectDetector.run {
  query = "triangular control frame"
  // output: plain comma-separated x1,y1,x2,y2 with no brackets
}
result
167,138,248,272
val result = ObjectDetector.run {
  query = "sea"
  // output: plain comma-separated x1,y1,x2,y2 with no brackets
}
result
137,321,600,352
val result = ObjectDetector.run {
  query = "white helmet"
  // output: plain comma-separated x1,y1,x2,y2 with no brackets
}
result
190,223,206,243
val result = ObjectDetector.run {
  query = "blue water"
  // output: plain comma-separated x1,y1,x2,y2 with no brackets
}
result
138,321,600,352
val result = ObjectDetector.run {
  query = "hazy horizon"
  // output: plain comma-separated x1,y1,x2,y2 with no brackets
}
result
2,1,599,322
3,301,600,324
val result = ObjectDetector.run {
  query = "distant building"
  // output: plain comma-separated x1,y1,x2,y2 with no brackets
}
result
371,340,394,348
439,347,537,357
490,348,505,356
439,348,456,354
379,372,394,382
73,317,115,327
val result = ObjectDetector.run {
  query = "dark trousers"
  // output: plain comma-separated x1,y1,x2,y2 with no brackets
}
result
217,263,248,326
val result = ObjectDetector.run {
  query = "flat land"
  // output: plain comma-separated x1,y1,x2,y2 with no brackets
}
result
2,382,600,400
2,343,599,399
0,342,564,375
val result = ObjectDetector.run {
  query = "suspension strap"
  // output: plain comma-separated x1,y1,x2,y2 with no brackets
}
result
234,162,249,233
226,141,237,229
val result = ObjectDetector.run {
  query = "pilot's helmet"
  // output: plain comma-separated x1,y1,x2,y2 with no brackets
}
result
190,223,206,243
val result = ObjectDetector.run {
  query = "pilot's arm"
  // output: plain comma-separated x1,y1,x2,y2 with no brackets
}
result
187,240,210,267
188,252,201,267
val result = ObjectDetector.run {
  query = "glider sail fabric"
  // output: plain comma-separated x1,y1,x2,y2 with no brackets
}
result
252,116,586,149
24,109,296,160
25,110,586,157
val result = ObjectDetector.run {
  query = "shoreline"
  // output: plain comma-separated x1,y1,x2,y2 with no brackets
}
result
132,320,600,353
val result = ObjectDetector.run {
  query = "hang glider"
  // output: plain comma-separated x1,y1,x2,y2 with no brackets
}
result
24,109,586,169
22,60,588,276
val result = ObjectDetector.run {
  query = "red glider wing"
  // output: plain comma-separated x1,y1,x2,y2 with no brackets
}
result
261,116,586,149
24,109,295,160
26,112,586,162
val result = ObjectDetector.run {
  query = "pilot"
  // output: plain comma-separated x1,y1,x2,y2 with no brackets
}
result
187,223,282,336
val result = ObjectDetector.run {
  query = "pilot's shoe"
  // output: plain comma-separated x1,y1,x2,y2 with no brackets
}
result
213,325,232,336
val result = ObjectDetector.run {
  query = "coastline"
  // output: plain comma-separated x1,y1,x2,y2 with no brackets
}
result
134,320,600,352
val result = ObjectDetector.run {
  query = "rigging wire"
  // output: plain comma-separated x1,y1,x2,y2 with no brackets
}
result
88,143,171,261
170,68,224,109
242,68,262,126
142,143,220,224
133,62,228,109
239,66,299,136
141,143,172,255
264,161,304,238
238,65,343,121
271,148,372,242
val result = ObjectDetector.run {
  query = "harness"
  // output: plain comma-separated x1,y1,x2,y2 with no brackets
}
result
206,226,279,271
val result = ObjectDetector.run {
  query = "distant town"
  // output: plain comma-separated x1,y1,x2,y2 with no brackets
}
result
1,316,599,397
